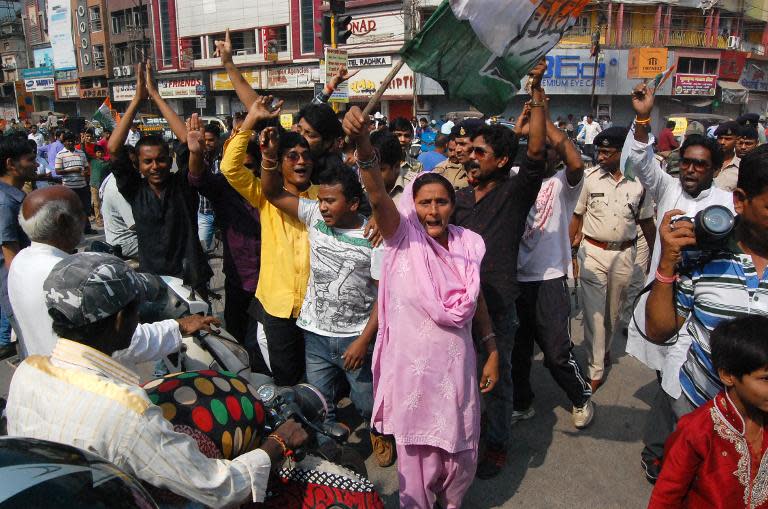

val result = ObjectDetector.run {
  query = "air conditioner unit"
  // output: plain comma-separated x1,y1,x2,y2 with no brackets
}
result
113,66,122,76
121,65,131,76
728,36,741,49
235,50,247,56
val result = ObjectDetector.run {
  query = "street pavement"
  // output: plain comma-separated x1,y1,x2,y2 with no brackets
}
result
0,228,657,508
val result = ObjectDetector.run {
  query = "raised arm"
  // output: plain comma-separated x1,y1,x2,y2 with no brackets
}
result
215,29,259,109
109,63,146,155
343,106,400,239
526,59,547,162
259,125,300,218
312,66,359,105
186,113,206,178
145,61,189,143
546,114,584,186
626,82,671,202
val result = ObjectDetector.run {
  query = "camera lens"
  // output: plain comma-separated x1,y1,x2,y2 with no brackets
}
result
699,205,735,235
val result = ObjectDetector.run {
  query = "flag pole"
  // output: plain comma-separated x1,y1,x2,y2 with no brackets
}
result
362,59,405,117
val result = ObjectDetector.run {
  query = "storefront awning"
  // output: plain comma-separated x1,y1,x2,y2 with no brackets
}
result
718,80,749,104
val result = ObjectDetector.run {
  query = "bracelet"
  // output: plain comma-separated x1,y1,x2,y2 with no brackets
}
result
260,160,278,172
480,333,497,344
355,150,379,170
267,433,291,457
654,270,677,284
634,117,651,125
529,100,546,108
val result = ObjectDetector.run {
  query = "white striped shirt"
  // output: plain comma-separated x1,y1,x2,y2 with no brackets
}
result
54,148,88,188
6,339,272,508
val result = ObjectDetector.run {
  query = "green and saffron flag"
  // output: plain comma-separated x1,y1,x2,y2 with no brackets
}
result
92,97,116,129
402,0,590,114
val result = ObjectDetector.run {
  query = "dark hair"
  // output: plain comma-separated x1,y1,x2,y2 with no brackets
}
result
738,144,768,197
135,135,169,158
711,315,768,378
62,131,77,143
0,135,35,176
389,117,413,133
204,123,221,137
316,165,364,203
413,173,456,204
278,131,311,160
370,130,403,168
297,103,343,142
472,125,517,172
666,121,676,129
435,134,450,150
419,117,428,123
680,134,723,174
587,113,594,119
94,144,105,154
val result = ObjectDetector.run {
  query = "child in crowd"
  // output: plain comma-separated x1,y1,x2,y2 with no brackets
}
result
649,315,768,508
89,144,109,227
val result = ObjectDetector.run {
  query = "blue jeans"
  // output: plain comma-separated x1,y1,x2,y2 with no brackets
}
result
197,211,215,252
484,300,520,448
0,307,11,347
304,330,374,429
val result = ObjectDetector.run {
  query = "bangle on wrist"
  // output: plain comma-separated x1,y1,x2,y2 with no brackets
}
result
655,270,677,284
480,332,497,344
355,149,379,170
260,160,278,172
634,116,651,125
267,433,291,457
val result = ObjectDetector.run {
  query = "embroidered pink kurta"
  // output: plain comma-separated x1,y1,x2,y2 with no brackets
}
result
371,182,486,454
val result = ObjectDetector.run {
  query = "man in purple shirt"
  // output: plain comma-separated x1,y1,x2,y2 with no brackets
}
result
46,129,65,169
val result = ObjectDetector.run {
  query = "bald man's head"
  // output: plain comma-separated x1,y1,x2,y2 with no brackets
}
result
20,186,84,253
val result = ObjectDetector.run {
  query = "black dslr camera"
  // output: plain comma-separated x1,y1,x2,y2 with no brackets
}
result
671,205,735,252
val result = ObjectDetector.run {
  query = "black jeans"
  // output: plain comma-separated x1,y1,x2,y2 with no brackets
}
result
70,185,92,231
244,300,305,386
512,277,591,409
223,278,252,343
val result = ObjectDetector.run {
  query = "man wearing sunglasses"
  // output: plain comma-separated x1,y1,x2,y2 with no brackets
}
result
624,82,734,484
432,119,483,190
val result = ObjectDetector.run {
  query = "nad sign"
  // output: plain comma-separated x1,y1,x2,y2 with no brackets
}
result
520,49,627,95
347,11,405,48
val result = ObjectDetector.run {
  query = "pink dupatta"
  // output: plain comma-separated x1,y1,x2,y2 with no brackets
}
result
371,181,486,453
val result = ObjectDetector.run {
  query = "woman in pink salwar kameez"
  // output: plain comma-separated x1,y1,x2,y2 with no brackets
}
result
343,106,500,509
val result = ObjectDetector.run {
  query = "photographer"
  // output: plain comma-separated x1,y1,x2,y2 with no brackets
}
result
645,145,768,419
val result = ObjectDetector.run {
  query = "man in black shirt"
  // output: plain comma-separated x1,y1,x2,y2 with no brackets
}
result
108,63,211,293
452,60,547,479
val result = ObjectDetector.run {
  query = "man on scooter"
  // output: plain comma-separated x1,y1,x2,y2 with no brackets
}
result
5,252,308,508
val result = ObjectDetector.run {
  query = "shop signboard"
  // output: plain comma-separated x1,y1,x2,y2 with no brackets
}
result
347,11,405,48
113,83,136,101
628,48,668,79
80,87,108,99
348,58,414,98
113,78,203,101
56,81,80,100
739,61,768,91
211,70,261,91
21,67,54,79
24,77,55,92
719,51,747,81
348,55,392,68
266,65,316,89
673,74,717,96
518,49,628,95
47,0,77,70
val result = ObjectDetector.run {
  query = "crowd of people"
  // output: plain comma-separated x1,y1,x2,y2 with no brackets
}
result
0,42,767,508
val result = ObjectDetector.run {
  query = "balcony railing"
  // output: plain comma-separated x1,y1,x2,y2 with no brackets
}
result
560,26,747,51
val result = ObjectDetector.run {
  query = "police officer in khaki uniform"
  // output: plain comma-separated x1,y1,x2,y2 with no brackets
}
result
571,126,656,392
433,119,484,190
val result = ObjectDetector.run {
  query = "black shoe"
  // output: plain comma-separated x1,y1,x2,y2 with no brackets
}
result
0,344,16,360
641,455,662,484
476,445,506,480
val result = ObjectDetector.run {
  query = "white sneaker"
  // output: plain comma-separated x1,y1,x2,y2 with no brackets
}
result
573,400,595,429
510,407,535,424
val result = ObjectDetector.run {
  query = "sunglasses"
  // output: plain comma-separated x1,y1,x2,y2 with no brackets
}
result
679,157,711,171
471,146,491,157
284,151,311,162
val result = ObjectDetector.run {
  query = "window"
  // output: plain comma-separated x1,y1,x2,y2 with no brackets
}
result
300,0,314,54
568,15,591,35
190,37,202,60
275,26,288,52
112,13,123,34
93,44,105,69
677,57,718,75
158,0,173,66
230,30,258,55
89,6,102,32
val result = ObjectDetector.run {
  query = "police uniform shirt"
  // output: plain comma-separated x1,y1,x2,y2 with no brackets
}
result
575,166,654,243
433,159,469,189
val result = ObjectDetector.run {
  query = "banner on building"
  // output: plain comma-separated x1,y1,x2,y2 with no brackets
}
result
47,0,77,71
628,48,668,79
263,27,281,62
33,47,55,68
113,78,204,101
325,48,349,103
211,70,260,91
719,51,747,81
56,82,80,100
349,58,414,99
21,67,54,80
266,65,317,89
740,61,768,91
24,77,55,92
673,74,717,96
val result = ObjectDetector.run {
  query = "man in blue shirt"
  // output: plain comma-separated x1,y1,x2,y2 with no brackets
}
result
417,133,449,171
0,134,36,358
46,128,65,169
